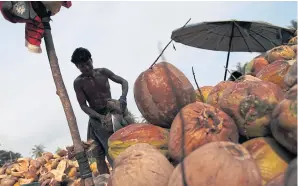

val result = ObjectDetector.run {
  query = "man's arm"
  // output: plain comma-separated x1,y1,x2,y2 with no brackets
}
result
73,79,102,119
102,68,128,98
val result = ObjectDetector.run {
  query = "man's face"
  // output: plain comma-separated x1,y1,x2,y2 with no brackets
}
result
77,59,94,76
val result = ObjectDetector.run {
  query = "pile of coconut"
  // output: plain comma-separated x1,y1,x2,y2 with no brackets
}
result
105,35,297,186
1,35,297,186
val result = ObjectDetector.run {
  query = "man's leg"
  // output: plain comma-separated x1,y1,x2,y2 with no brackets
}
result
92,143,110,174
87,118,110,174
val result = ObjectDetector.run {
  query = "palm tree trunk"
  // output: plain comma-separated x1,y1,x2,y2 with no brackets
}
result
43,21,94,186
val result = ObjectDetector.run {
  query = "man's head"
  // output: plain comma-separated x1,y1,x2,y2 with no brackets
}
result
71,47,94,76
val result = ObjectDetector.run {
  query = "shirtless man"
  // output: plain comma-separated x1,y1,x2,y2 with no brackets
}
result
71,47,128,174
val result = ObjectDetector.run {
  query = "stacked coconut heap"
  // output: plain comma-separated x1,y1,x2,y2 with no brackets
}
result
106,35,298,186
0,141,110,186
1,36,297,186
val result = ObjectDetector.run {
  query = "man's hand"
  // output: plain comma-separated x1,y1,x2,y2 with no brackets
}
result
119,96,127,113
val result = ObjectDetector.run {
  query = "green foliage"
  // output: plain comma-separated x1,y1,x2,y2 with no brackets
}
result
31,144,45,158
0,150,22,166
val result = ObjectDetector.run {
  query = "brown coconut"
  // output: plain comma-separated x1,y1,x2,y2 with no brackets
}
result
218,81,284,137
242,137,293,185
245,56,269,76
168,141,262,186
271,85,297,154
168,101,239,162
108,143,174,186
206,81,235,108
195,86,213,103
265,174,284,186
256,60,295,89
284,60,297,89
285,158,297,186
237,75,262,82
134,62,196,128
266,45,296,64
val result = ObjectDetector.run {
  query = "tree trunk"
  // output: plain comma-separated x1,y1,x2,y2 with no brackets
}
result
43,25,94,186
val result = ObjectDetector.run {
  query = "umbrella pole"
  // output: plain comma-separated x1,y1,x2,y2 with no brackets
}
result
223,22,235,81
42,20,94,186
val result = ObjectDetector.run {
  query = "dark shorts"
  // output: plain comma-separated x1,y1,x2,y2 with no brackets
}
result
87,116,114,165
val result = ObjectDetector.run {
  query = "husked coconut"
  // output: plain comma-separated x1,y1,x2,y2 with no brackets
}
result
108,143,174,186
195,86,213,103
206,81,235,108
219,81,284,137
134,62,196,128
271,85,297,154
169,101,238,162
242,137,293,185
168,141,262,186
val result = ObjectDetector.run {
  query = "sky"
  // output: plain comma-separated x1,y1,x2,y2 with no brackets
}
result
0,1,296,157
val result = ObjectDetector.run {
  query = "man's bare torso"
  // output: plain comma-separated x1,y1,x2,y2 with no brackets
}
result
75,68,111,111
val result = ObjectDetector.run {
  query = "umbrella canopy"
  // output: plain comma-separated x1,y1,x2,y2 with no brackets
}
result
171,20,295,80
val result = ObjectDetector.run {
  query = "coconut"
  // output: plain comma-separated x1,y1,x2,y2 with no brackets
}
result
245,56,269,76
271,85,297,154
168,141,262,186
134,62,196,128
242,137,293,185
206,81,235,108
195,86,213,103
266,45,295,63
168,101,238,162
256,60,295,89
108,143,174,186
219,81,284,137
284,60,297,89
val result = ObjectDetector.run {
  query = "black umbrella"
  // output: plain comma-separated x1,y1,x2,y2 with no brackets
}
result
171,20,295,80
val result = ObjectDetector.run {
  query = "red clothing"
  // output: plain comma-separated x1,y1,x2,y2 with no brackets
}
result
0,1,71,53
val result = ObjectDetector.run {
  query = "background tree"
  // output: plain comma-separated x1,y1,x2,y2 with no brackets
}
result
288,19,297,30
55,147,62,154
235,62,247,75
139,115,149,123
31,144,45,158
0,150,22,166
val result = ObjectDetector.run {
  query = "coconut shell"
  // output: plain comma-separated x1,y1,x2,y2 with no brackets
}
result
1,177,17,186
108,143,174,186
168,141,262,186
271,85,297,154
219,81,284,137
256,60,294,89
108,123,169,160
36,157,47,166
242,137,293,185
290,44,297,54
245,56,269,76
168,102,239,162
284,60,297,89
288,36,297,46
265,174,284,186
42,152,54,162
56,149,68,157
134,62,196,128
206,81,235,108
285,158,297,186
195,86,213,103
266,45,296,63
